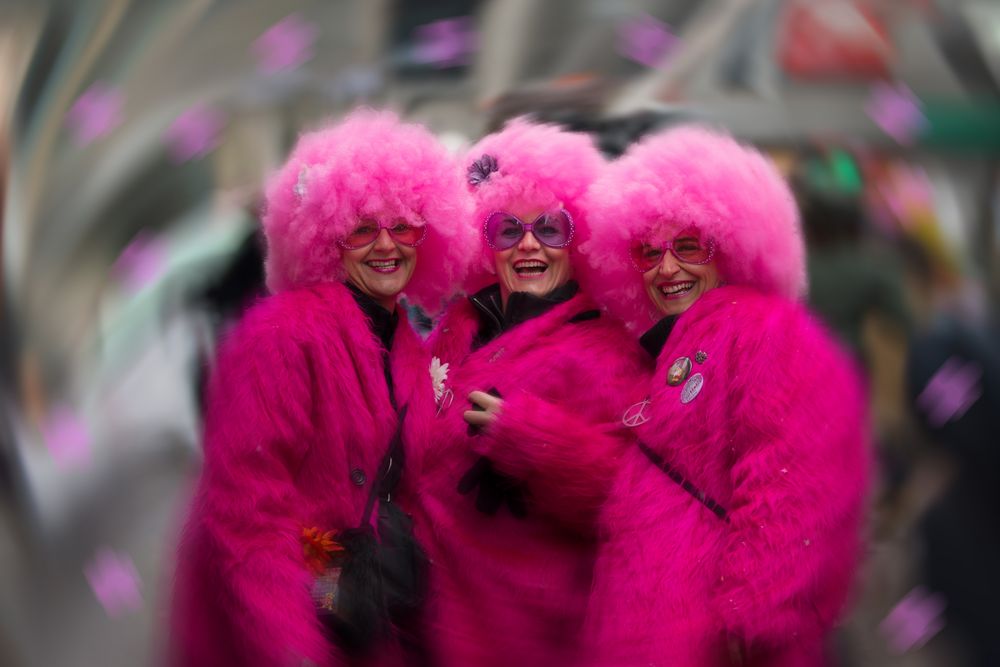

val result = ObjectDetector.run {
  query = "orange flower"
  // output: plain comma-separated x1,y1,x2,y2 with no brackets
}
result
301,526,345,574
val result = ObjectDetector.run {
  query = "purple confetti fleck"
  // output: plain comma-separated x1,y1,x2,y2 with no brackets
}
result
413,17,477,68
879,586,946,654
164,104,225,162
42,405,91,469
85,548,143,617
866,82,928,145
114,232,167,292
617,14,679,68
66,83,123,146
253,14,318,74
917,356,983,427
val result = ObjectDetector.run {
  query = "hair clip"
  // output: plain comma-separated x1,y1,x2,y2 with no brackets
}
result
294,165,309,200
468,154,498,186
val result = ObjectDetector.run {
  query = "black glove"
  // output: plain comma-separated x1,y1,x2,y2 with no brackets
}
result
457,388,528,518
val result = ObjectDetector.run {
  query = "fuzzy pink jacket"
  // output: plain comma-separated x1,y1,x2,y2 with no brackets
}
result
171,281,438,667
585,286,870,667
401,291,648,667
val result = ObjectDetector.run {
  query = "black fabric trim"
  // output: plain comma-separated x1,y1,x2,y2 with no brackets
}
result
346,281,399,408
639,314,679,360
637,439,729,522
468,284,505,351
346,281,399,352
504,280,579,328
468,281,581,349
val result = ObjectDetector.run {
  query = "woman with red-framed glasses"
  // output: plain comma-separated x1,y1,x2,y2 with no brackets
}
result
572,126,871,666
398,119,647,667
171,110,474,667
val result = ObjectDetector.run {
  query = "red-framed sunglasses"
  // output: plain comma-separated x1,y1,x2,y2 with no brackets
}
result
338,219,427,250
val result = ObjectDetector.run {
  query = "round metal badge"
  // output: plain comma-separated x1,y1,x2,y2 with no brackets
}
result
666,357,692,386
680,373,704,404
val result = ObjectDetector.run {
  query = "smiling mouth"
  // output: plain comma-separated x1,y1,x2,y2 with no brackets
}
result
514,260,548,278
366,259,401,274
659,281,695,298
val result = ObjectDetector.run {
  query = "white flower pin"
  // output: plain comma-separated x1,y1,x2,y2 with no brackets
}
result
429,356,450,403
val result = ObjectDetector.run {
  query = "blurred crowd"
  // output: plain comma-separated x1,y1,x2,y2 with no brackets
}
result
1,1,998,665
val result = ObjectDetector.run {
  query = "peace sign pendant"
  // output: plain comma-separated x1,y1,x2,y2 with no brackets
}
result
622,398,651,428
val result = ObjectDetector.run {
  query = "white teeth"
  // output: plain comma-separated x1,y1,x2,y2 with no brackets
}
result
661,282,694,295
367,260,398,268
515,260,547,273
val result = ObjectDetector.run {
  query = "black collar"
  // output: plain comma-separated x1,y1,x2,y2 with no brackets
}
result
346,281,399,351
639,314,679,360
469,281,580,349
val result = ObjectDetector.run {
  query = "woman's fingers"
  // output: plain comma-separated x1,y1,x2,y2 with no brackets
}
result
463,409,495,426
468,390,503,413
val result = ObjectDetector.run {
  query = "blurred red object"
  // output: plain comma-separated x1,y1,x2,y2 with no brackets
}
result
778,0,893,79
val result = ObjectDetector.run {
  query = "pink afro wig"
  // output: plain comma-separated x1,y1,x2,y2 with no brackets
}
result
262,108,474,314
462,118,606,291
580,125,805,332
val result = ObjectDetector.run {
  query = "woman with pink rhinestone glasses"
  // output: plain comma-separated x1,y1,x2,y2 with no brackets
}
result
574,126,872,666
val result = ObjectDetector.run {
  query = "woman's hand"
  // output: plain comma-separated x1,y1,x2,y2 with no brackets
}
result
463,390,504,429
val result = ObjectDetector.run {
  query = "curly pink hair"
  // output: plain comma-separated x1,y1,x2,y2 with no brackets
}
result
580,125,805,332
462,118,606,291
262,108,474,314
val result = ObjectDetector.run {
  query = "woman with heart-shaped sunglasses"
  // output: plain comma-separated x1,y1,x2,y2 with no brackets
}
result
399,119,648,667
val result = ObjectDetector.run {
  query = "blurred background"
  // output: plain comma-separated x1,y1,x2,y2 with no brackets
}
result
1,0,998,665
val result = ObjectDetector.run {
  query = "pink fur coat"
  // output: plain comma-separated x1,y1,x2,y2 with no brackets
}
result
171,281,438,667
401,290,648,667
585,286,870,666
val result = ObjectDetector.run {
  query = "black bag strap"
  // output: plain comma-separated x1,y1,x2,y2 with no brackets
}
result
568,308,601,323
637,439,730,522
359,404,408,529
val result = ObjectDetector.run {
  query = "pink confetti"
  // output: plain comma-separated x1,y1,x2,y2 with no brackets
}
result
413,17,477,68
617,14,679,68
66,83,123,146
866,82,928,145
879,586,946,653
85,548,143,617
114,232,167,292
877,165,934,228
917,356,983,427
252,14,318,74
42,405,91,470
164,104,225,162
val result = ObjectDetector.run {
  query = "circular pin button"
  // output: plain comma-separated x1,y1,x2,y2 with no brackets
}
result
350,468,367,486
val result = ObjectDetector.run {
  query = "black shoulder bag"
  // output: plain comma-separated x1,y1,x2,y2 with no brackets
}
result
314,405,429,655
